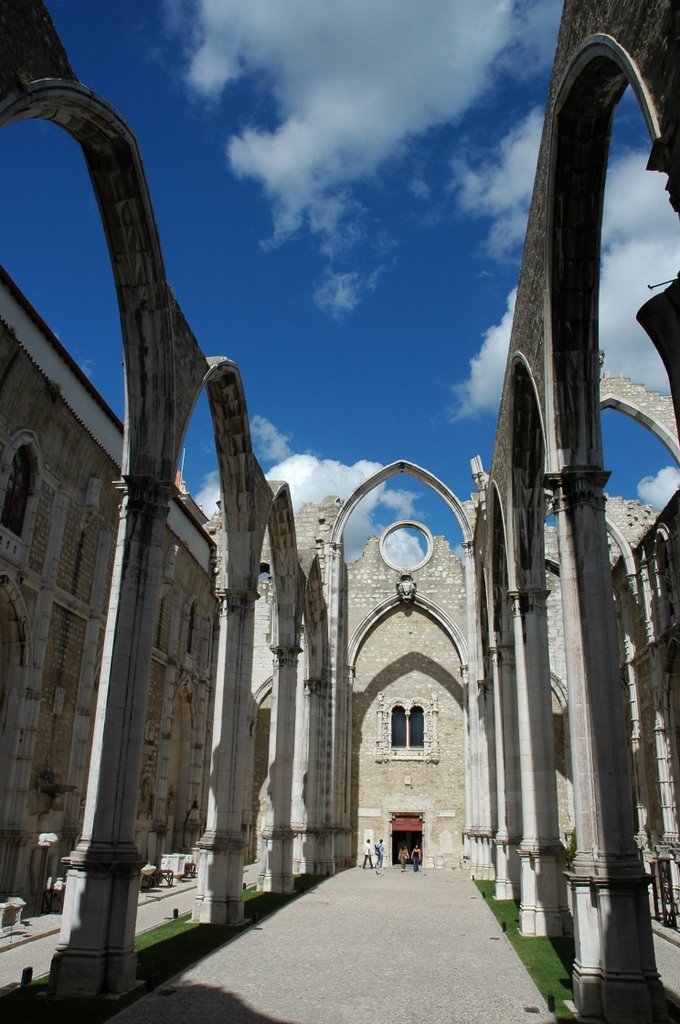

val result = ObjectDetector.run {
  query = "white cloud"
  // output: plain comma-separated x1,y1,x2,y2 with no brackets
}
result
313,266,382,318
383,528,427,567
251,414,292,463
192,443,423,560
637,466,680,509
194,468,220,514
170,0,561,299
451,126,680,418
450,107,543,260
266,452,419,560
598,149,680,391
450,288,516,419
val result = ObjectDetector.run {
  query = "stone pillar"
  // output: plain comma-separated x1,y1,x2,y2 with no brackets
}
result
62,526,113,841
639,554,679,846
259,645,300,893
291,676,323,874
193,588,256,925
48,477,171,998
492,645,521,899
551,468,665,1023
510,588,565,936
325,539,348,871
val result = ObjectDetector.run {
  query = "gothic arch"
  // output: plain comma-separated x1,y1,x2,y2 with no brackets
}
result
0,79,206,480
599,392,680,466
509,357,547,589
203,358,270,594
330,459,473,548
303,556,328,683
0,430,42,561
347,592,467,671
547,37,666,467
267,483,303,650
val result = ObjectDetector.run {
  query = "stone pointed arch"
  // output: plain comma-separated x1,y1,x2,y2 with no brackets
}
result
509,356,547,590
0,79,206,480
488,481,513,646
253,676,274,707
304,555,328,682
599,379,680,466
203,358,268,594
330,459,472,548
347,592,468,671
547,36,666,467
267,482,303,650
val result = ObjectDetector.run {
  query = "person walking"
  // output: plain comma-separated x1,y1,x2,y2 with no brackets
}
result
411,843,421,872
362,838,374,869
375,838,384,870
398,845,409,872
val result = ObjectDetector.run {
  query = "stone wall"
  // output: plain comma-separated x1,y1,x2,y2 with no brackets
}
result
0,284,216,900
347,532,467,868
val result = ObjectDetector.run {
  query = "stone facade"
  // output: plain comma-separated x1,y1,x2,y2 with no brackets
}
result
348,535,467,868
0,271,216,907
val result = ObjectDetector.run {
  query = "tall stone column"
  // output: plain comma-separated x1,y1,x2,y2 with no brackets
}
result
193,589,256,925
510,589,565,936
62,526,113,842
325,539,349,871
259,645,300,893
292,677,323,873
551,468,665,1023
492,645,521,899
48,477,172,998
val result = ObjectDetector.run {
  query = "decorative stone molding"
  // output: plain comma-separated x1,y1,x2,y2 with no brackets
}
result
270,645,302,669
375,691,440,763
304,677,323,697
396,572,417,603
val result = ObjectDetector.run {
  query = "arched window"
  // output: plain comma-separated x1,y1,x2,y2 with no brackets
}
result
186,603,195,654
391,705,406,747
390,704,424,749
1,447,30,536
410,706,424,747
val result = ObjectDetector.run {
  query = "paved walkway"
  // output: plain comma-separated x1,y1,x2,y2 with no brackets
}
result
3,866,680,1022
110,868,553,1024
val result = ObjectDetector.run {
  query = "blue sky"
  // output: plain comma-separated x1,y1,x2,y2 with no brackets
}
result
2,1,680,561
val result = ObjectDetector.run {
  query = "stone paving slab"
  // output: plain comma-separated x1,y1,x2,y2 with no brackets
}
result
109,868,556,1024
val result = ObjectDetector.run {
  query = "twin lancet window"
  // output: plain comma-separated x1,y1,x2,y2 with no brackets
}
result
375,692,440,763
391,704,424,748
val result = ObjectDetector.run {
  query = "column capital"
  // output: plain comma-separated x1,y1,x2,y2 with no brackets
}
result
545,466,610,514
112,475,174,524
271,645,302,668
304,677,324,697
217,589,259,617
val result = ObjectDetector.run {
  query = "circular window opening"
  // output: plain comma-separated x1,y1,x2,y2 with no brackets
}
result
379,520,433,571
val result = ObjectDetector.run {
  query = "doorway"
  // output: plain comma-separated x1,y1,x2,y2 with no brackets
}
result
391,815,423,865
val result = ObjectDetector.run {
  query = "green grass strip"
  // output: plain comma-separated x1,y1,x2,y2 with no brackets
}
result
1,875,327,1024
475,880,575,1022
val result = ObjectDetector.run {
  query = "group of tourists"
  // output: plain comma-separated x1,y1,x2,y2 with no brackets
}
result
362,838,422,871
